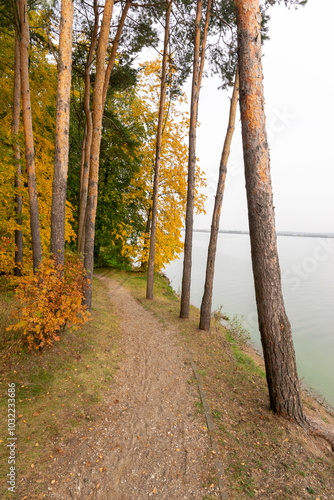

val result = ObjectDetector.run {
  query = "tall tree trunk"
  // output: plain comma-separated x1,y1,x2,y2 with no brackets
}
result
199,68,239,330
146,0,172,300
102,0,132,109
84,0,114,309
235,0,304,423
78,0,131,256
50,0,74,266
77,0,99,255
140,204,152,271
12,30,23,276
180,0,212,318
18,0,42,271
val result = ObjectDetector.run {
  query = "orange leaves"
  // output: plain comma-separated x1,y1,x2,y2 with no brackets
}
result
7,252,90,349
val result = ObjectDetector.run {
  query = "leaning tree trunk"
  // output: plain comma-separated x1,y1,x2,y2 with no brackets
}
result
146,0,172,300
102,0,132,109
235,0,304,423
84,0,114,309
18,0,42,271
180,0,212,318
79,0,131,256
77,0,99,255
199,68,239,330
50,0,74,267
12,29,23,276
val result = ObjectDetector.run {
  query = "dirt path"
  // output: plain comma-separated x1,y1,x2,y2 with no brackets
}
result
49,275,218,499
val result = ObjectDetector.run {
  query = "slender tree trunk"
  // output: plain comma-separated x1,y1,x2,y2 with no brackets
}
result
84,0,114,309
77,0,99,255
199,68,239,330
78,0,131,256
18,0,42,271
12,30,23,276
180,0,212,318
50,0,74,266
102,0,132,109
146,0,172,300
235,0,304,423
140,204,152,271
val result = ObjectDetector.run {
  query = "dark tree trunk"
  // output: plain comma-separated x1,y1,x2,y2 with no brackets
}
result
12,30,23,276
146,0,172,300
77,0,99,255
18,0,42,271
180,0,212,318
50,0,74,266
235,0,304,424
199,68,239,330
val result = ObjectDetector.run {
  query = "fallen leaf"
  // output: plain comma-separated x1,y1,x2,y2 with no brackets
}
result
33,412,39,417
30,464,34,468
153,488,157,494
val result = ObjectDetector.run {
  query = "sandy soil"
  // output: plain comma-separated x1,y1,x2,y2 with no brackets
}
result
48,275,218,499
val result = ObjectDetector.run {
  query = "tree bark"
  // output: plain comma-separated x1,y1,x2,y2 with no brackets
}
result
102,0,132,109
78,0,131,256
18,0,42,271
199,68,239,330
235,0,304,423
50,0,74,267
12,29,23,277
77,0,99,255
146,0,172,300
84,0,114,309
180,0,212,318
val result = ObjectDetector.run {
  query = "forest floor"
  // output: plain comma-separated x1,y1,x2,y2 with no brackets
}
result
0,269,334,499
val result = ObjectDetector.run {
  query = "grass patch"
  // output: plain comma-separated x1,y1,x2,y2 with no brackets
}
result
0,277,121,498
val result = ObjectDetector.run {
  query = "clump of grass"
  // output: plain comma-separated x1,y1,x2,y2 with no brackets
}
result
227,314,252,346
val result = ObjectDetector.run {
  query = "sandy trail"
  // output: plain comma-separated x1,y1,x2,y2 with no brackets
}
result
49,275,216,499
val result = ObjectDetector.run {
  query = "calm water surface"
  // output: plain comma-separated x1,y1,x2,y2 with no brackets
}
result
164,232,334,408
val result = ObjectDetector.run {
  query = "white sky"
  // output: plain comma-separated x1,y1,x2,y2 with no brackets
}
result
194,0,334,233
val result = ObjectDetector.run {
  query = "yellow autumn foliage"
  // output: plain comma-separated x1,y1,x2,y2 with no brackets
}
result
0,14,75,275
120,59,206,270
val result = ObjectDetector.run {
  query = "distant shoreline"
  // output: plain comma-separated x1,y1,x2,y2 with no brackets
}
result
192,229,334,239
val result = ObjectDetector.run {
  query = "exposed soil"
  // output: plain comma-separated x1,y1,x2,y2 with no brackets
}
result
46,275,219,499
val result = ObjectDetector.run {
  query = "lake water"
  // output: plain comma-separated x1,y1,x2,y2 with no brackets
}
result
164,232,334,408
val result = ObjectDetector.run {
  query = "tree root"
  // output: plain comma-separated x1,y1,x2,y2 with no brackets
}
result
305,415,334,452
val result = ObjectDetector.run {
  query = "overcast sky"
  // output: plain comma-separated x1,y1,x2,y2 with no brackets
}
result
193,0,334,233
